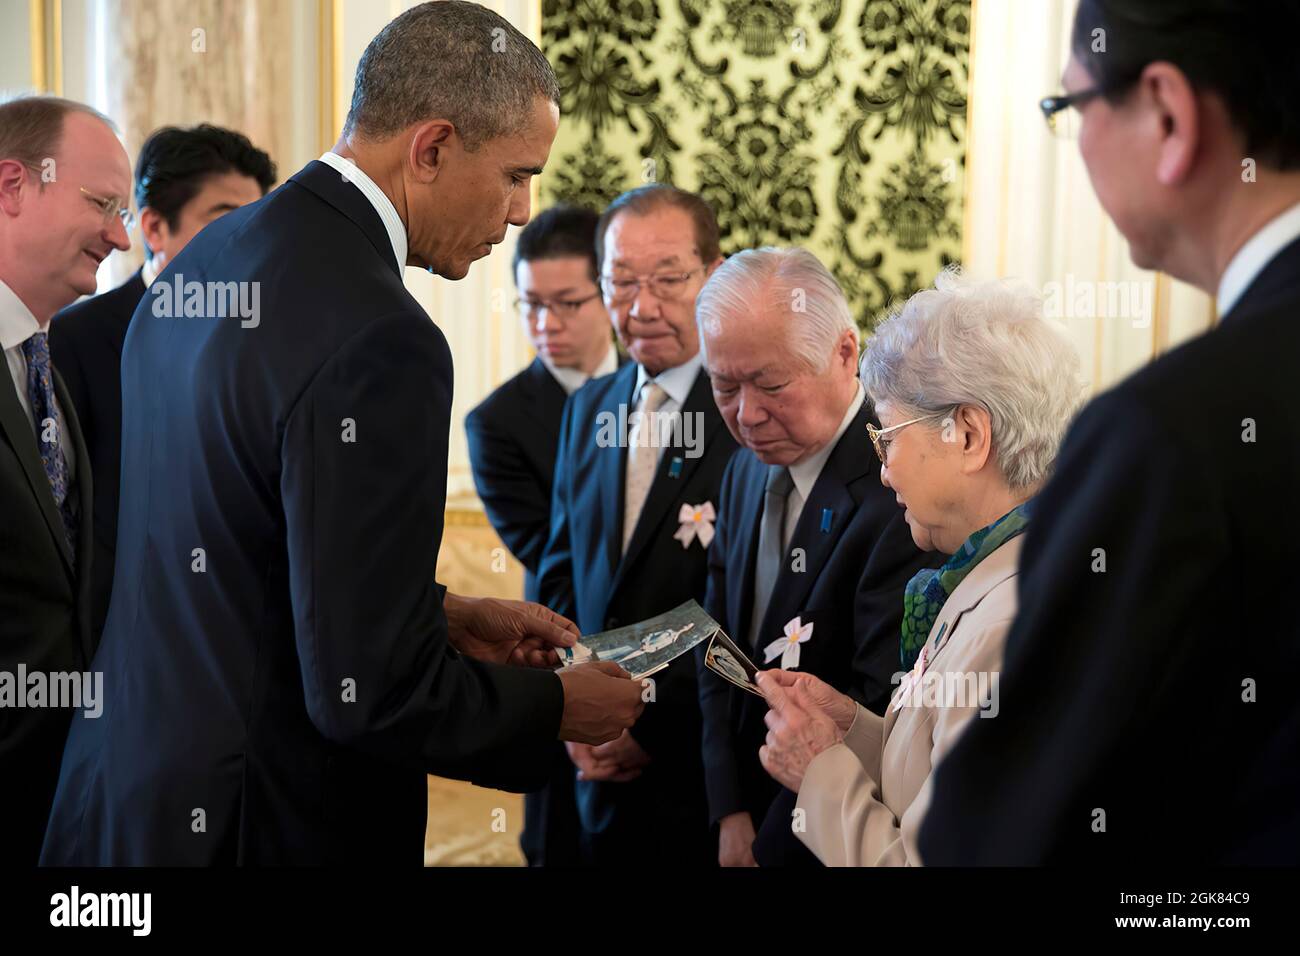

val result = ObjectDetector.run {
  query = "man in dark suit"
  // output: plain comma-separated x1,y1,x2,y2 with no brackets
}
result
39,1,642,867
0,95,131,866
467,205,619,604
921,0,1300,864
51,124,275,644
467,205,620,866
538,185,736,865
693,248,939,867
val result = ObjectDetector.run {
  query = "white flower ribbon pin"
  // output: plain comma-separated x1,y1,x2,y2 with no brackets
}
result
673,502,716,549
763,616,814,670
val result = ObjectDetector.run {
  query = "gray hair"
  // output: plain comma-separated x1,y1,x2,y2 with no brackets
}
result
860,267,1084,491
696,247,857,373
343,1,560,150
0,95,116,175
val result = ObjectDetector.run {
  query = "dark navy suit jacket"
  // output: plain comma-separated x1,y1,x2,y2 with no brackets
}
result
700,395,940,865
39,160,564,866
921,237,1300,865
537,359,738,864
49,268,147,643
467,354,623,603
465,353,621,867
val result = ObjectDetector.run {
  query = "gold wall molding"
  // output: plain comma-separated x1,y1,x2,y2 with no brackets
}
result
318,0,341,154
29,0,63,94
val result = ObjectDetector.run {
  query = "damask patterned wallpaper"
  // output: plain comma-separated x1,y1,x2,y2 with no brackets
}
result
541,0,970,332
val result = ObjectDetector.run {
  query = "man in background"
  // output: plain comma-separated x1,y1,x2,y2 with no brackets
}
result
467,204,621,866
0,94,131,865
51,123,275,643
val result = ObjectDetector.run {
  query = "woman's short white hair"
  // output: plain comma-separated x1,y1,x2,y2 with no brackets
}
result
696,247,857,373
860,267,1085,491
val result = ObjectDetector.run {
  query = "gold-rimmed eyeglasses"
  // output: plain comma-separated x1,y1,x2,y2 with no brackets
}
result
80,186,135,232
600,266,705,304
866,412,947,465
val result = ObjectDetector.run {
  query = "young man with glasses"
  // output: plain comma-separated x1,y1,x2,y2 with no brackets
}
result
467,204,620,867
0,94,131,866
537,184,738,866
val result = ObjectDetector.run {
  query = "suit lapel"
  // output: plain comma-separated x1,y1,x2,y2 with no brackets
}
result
730,460,766,651
614,367,724,592
756,398,874,651
0,360,76,579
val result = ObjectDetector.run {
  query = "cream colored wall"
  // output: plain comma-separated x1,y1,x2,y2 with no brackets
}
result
963,0,1215,394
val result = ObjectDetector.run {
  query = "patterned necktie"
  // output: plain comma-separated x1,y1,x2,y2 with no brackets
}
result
622,380,668,553
21,331,76,559
748,465,793,649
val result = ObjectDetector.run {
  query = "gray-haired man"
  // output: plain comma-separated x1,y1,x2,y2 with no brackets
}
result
695,248,938,866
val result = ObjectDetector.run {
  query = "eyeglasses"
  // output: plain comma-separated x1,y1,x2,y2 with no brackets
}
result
514,292,601,320
600,267,705,304
1040,83,1119,139
866,412,947,465
80,187,135,231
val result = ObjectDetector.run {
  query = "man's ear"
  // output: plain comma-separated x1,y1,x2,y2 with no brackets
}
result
138,207,166,260
1142,61,1200,187
836,328,859,371
408,120,457,185
0,159,31,216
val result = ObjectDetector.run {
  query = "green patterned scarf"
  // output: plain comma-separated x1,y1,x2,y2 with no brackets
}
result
899,501,1033,669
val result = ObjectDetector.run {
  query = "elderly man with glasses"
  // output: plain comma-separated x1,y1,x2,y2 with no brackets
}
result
537,184,739,866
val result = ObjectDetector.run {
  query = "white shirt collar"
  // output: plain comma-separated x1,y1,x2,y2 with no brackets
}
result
634,351,703,407
318,151,408,272
0,278,41,351
1217,200,1300,317
788,381,865,501
544,344,618,396
141,256,160,287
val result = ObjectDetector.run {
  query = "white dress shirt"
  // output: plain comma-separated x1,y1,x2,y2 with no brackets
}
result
781,382,864,548
0,278,76,479
632,351,704,467
544,344,618,396
1217,200,1300,317
318,151,408,270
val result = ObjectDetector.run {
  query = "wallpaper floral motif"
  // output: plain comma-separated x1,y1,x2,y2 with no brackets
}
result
541,0,970,331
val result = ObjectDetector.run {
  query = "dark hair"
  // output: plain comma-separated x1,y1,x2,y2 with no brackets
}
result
343,0,559,150
595,185,721,273
512,205,601,283
0,95,115,176
135,124,276,230
1072,0,1300,170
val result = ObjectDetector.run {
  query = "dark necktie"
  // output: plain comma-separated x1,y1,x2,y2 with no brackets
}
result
748,465,792,649
21,331,76,560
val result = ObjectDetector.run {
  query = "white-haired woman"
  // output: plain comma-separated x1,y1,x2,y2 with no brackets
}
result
756,269,1084,866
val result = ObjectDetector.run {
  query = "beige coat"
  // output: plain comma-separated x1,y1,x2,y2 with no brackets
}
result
795,536,1023,866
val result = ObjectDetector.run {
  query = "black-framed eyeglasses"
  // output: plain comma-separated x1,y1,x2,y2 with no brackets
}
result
1039,85,1109,139
80,186,135,231
513,291,601,320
